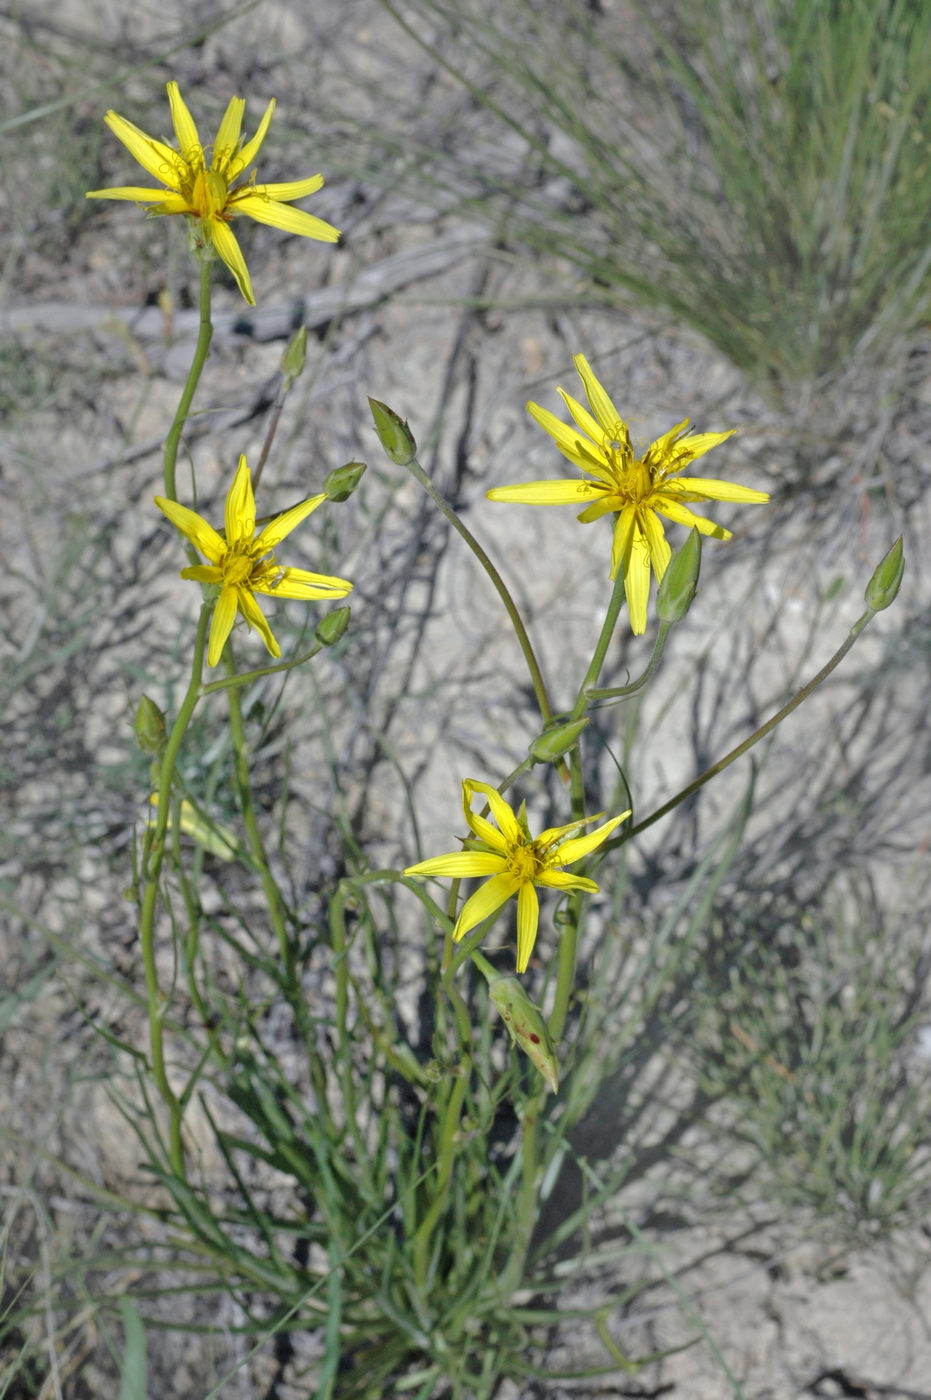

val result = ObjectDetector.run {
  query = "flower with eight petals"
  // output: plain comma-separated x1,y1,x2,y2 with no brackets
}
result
155,455,352,667
487,353,769,634
86,81,339,305
404,779,629,973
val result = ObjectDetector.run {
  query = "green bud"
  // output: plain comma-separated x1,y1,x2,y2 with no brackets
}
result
368,397,417,465
134,694,166,755
315,606,351,646
281,325,307,388
657,528,702,622
323,460,367,502
865,537,904,612
528,716,590,764
487,975,559,1094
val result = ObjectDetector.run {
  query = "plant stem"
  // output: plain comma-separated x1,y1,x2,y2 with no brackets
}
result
403,453,556,727
223,645,295,985
162,261,213,502
586,621,671,703
549,570,628,1042
618,608,875,845
504,572,628,1295
139,602,210,1178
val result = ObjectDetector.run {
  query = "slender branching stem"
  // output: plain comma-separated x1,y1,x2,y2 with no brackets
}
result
139,603,210,1178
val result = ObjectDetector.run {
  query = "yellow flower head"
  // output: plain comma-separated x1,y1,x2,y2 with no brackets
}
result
404,779,629,973
155,455,352,667
487,353,769,634
86,81,340,305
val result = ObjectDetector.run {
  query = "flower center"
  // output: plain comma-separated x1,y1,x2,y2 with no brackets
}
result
220,552,254,586
187,164,230,219
602,434,655,505
506,842,543,883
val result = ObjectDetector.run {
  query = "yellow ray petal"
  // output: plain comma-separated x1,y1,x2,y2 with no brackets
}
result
403,852,506,879
237,98,276,170
573,353,626,435
652,497,731,539
180,564,223,584
536,870,599,893
208,587,238,667
647,418,690,460
610,505,637,580
515,881,540,973
253,494,326,552
486,479,604,506
231,193,341,242
554,812,628,865
155,496,225,561
225,455,255,543
526,400,612,477
167,81,200,156
624,528,651,635
255,568,353,600
463,780,522,846
461,793,509,854
453,873,519,941
668,429,736,465
640,507,672,580
146,193,192,214
536,813,600,848
557,387,606,446
85,185,178,202
671,476,769,503
576,497,617,523
102,110,181,187
250,175,325,202
213,96,245,166
237,587,279,657
208,219,255,306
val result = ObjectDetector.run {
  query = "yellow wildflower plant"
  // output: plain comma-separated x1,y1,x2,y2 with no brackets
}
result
404,779,629,973
487,353,769,634
155,455,352,667
86,81,340,305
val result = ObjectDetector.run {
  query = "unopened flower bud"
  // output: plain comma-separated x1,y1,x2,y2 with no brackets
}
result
487,975,559,1093
657,528,702,622
281,325,307,388
323,460,367,502
134,694,166,755
149,796,237,860
865,537,904,612
315,606,351,646
528,717,590,764
368,397,417,465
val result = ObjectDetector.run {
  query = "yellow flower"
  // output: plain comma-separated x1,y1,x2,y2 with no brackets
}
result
404,779,629,973
487,353,769,634
155,455,352,667
86,81,340,305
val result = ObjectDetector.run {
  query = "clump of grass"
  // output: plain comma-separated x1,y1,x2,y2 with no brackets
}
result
690,876,931,1243
368,0,931,404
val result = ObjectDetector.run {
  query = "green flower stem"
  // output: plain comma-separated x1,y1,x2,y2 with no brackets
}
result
402,453,556,728
548,569,628,1042
162,261,213,503
200,640,325,694
504,572,628,1297
586,621,672,703
139,602,210,1179
571,569,629,724
616,607,876,847
222,645,295,986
